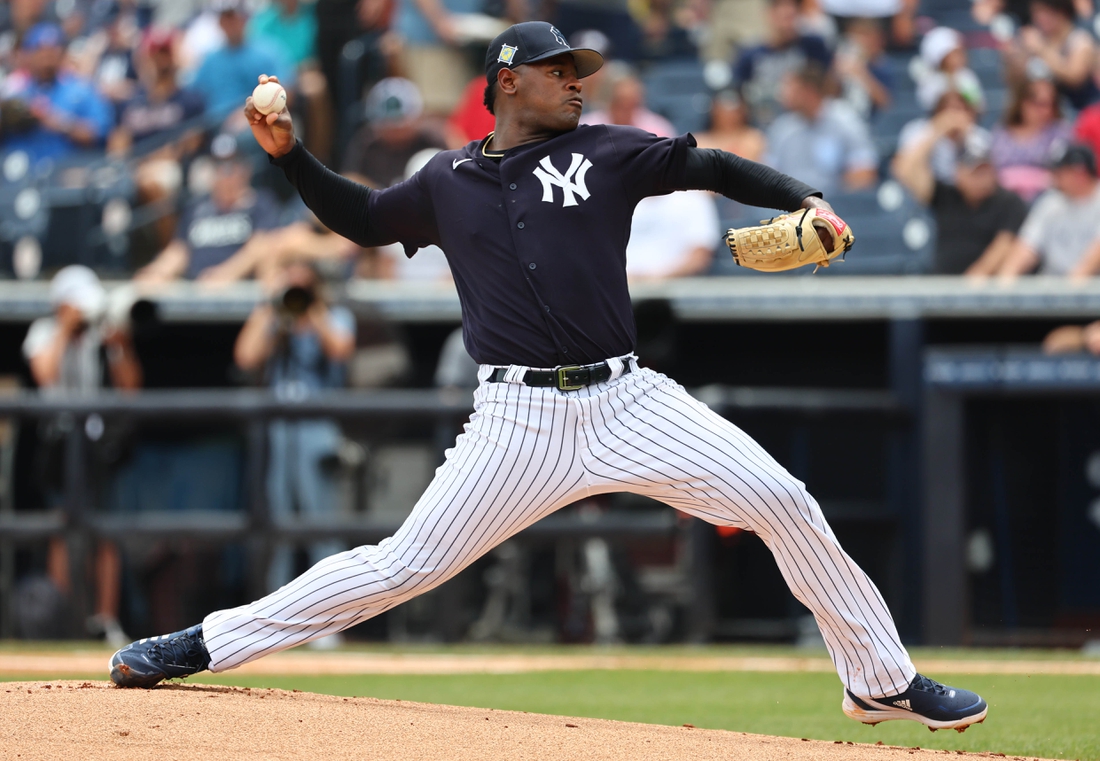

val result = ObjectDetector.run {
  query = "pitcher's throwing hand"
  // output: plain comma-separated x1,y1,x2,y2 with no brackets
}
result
244,74,295,158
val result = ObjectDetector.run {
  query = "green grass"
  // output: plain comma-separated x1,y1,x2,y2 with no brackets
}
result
4,666,1097,759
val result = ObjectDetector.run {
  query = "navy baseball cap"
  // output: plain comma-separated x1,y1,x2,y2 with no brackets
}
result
485,22,603,84
1050,143,1097,176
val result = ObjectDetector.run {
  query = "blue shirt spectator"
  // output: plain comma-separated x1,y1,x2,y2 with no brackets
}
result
192,0,292,122
395,0,484,46
248,0,318,67
0,24,113,164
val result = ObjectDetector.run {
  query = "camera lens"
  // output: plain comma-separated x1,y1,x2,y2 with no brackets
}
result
279,285,314,316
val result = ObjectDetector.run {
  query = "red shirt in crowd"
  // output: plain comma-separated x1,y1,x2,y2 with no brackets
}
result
448,78,496,143
1074,104,1100,160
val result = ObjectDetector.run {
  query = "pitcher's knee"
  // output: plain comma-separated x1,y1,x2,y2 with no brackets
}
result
351,544,454,607
757,477,823,524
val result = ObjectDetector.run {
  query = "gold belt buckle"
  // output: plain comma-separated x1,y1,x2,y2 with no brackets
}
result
556,365,585,391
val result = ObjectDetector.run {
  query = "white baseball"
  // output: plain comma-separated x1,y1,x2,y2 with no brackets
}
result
251,81,287,115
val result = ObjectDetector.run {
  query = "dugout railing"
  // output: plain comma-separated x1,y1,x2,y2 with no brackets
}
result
0,386,907,643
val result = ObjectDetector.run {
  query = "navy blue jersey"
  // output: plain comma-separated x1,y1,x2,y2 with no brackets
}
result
275,124,816,367
368,125,692,366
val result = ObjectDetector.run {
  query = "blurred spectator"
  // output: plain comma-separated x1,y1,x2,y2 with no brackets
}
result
733,0,831,127
553,0,642,62
894,130,1028,275
1005,0,1097,111
0,23,113,164
233,259,355,612
991,77,1072,202
1070,96,1100,165
894,79,988,184
626,191,719,278
580,68,676,137
199,210,361,286
154,0,206,29
1042,318,1100,354
765,62,877,194
0,0,68,49
86,2,142,105
834,16,891,120
192,0,293,124
695,90,765,161
974,0,1092,24
22,265,142,647
638,0,700,64
798,0,838,48
25,265,141,398
249,0,318,67
394,0,510,114
342,77,446,187
915,27,984,113
819,0,917,49
998,143,1100,276
136,134,281,282
109,28,206,250
446,76,496,145
702,0,768,64
110,28,205,152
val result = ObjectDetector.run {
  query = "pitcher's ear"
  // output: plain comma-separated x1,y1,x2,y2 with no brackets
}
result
498,67,519,96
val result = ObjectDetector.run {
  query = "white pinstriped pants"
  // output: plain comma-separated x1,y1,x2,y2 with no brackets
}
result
203,360,916,698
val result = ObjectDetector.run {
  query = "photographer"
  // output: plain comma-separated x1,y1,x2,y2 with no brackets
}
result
21,265,142,645
234,260,355,623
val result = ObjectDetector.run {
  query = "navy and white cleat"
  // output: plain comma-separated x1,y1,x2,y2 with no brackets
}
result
109,624,211,688
843,674,988,732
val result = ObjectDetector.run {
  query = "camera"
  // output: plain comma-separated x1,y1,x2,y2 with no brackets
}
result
274,284,316,317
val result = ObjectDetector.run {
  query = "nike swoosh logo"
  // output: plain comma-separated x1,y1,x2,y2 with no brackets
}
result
452,158,472,170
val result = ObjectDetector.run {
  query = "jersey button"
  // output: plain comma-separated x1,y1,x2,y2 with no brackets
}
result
517,222,525,229
528,262,536,270
509,183,517,190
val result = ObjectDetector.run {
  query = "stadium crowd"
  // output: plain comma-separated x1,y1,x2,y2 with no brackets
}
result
9,0,1100,284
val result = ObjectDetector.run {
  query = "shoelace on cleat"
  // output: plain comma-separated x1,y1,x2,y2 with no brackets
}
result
147,631,209,671
910,674,950,696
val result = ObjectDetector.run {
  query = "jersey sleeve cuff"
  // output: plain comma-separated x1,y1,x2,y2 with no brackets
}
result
268,139,304,167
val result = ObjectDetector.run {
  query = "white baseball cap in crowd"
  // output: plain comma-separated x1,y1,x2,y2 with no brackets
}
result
50,265,106,321
920,26,964,69
917,69,985,112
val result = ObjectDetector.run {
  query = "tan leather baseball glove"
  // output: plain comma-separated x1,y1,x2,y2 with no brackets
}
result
725,207,855,272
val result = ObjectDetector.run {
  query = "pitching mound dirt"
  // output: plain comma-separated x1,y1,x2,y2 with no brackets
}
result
0,680,1045,761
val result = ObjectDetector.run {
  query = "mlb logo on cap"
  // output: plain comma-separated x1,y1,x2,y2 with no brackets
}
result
498,44,518,65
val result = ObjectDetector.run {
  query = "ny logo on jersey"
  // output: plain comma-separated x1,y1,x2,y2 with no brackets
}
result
532,153,592,207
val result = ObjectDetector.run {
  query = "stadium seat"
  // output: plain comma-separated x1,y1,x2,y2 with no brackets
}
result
642,60,712,134
818,184,936,275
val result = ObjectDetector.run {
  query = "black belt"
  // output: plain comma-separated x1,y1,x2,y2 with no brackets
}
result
488,360,632,391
